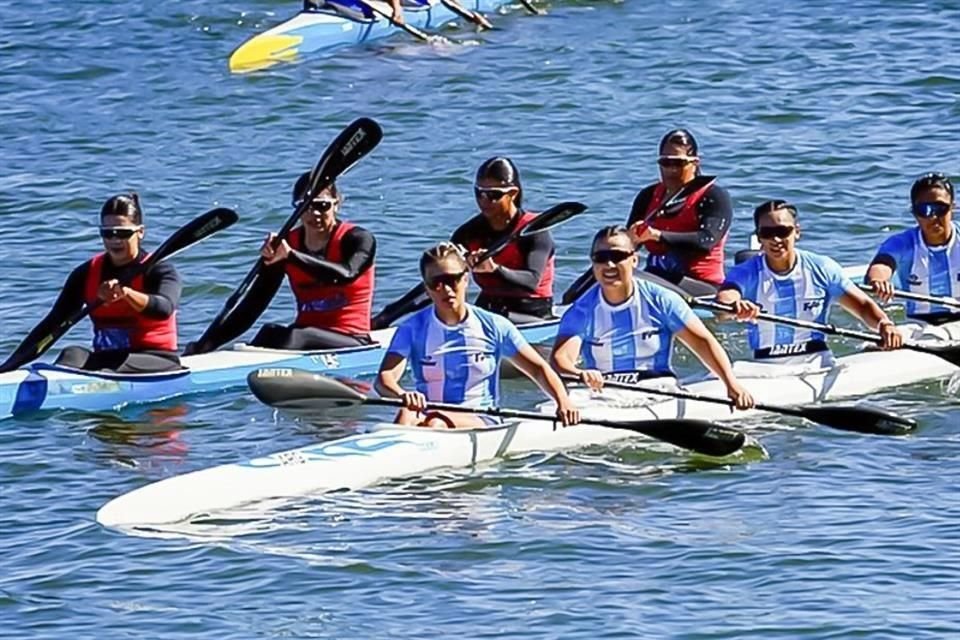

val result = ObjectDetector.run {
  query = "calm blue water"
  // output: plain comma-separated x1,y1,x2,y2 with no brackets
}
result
2,0,960,637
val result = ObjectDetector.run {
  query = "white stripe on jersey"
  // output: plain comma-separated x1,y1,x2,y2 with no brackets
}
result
905,227,960,316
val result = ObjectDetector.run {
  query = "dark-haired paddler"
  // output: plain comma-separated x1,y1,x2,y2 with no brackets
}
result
10,194,183,373
865,172,960,328
190,172,376,353
628,129,732,295
717,200,901,364
451,157,556,323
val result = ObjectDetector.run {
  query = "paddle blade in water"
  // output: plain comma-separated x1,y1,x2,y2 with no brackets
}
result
796,403,918,436
612,418,746,457
247,368,368,410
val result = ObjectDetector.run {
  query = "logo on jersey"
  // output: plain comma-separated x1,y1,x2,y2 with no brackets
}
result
908,273,922,287
802,298,825,312
766,342,813,356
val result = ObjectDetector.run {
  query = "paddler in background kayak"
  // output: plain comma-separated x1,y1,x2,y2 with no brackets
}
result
9,193,182,373
450,157,556,323
865,172,960,333
628,128,732,296
376,242,579,428
187,173,376,353
717,200,902,365
304,0,418,25
550,225,754,408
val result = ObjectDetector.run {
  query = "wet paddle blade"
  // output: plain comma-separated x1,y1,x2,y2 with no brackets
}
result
611,418,746,457
247,368,368,410
792,403,918,436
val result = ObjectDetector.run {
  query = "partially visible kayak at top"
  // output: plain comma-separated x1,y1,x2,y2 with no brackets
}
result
229,0,510,73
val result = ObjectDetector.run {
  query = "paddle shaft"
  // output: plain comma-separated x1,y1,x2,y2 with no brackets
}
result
562,375,810,418
858,283,960,310
694,298,960,365
360,395,743,454
356,0,433,41
569,375,915,435
439,0,494,29
517,0,544,15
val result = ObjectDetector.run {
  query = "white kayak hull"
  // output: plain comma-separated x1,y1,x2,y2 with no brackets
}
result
96,325,957,531
97,418,711,529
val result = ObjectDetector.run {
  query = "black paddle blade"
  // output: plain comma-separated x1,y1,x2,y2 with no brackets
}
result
912,342,960,367
519,202,588,237
794,403,918,436
247,368,368,410
614,419,746,457
147,207,239,266
303,117,383,204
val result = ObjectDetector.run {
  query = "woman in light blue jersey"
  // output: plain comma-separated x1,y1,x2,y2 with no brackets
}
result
719,200,901,362
376,242,579,429
866,173,960,324
551,226,754,409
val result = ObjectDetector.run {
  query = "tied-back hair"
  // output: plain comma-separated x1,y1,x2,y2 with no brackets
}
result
752,199,798,226
476,156,523,209
419,241,468,278
292,170,340,207
658,128,700,157
591,225,635,252
100,192,143,224
911,172,954,204
658,128,701,176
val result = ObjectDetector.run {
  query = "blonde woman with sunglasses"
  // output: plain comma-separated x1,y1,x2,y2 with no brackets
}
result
376,242,578,429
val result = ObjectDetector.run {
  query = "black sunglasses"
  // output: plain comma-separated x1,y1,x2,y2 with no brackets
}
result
756,225,796,240
912,202,951,219
657,156,695,169
99,226,140,240
591,249,634,264
307,199,336,213
474,187,514,201
426,270,467,290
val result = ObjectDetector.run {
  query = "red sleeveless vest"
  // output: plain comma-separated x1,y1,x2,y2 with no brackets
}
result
84,253,178,351
464,211,554,299
284,223,374,334
643,181,726,284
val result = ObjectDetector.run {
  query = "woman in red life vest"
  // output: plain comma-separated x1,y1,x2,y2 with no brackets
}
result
450,157,556,323
628,129,733,296
193,173,376,352
12,193,183,372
